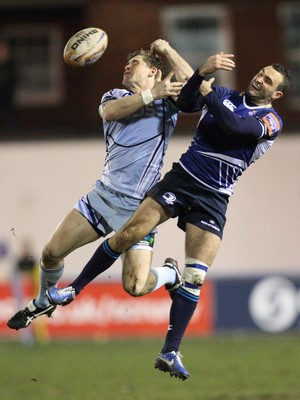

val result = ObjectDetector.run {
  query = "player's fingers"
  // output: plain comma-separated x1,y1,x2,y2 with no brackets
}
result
164,69,176,81
155,69,162,81
218,54,235,69
219,53,235,58
170,81,184,89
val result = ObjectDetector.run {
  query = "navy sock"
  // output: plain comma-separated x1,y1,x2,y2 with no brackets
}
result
71,239,120,294
162,291,198,353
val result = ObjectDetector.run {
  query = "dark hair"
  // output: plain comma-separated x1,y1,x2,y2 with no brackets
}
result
127,49,163,72
272,63,291,92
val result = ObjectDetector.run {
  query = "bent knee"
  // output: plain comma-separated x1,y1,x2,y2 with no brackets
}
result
123,279,145,297
41,244,63,267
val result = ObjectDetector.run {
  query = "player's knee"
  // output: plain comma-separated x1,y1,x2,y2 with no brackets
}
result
183,258,209,297
123,283,144,297
122,275,144,297
41,244,62,268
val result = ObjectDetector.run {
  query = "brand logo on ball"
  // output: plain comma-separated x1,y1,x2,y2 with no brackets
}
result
71,28,99,50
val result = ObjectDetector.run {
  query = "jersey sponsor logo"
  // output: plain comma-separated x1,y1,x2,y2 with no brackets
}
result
132,107,156,118
162,192,176,205
223,99,236,112
262,112,281,136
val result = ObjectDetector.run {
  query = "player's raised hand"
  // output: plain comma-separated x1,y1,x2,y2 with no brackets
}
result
151,69,184,100
199,53,235,76
150,39,171,57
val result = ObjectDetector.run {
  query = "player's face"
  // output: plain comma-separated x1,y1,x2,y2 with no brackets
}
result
246,66,283,105
122,55,156,89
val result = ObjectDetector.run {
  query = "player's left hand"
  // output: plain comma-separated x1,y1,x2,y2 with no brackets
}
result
199,78,215,97
199,53,235,76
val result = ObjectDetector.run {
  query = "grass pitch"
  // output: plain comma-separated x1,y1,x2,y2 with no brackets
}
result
1,334,300,400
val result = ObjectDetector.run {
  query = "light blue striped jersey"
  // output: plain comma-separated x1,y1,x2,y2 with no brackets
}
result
100,88,178,199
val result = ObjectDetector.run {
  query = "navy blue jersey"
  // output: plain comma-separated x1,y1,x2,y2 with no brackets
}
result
177,71,282,196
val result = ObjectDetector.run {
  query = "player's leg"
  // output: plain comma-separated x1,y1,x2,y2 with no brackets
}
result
121,232,182,297
42,209,100,268
38,208,100,304
46,197,170,306
7,209,100,330
122,246,154,296
71,197,170,293
162,223,221,351
155,224,221,380
110,197,169,252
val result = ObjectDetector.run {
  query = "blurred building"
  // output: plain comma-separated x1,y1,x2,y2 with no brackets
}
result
0,0,299,139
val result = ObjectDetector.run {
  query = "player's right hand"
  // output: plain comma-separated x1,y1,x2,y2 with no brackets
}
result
152,69,184,100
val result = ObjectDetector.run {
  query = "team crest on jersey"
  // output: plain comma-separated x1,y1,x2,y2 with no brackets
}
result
223,99,236,112
262,112,281,136
162,192,176,205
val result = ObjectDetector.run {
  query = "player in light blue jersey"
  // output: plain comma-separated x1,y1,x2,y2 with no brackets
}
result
7,39,193,331
40,52,290,380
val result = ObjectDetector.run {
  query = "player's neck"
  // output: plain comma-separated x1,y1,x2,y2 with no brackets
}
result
245,93,272,107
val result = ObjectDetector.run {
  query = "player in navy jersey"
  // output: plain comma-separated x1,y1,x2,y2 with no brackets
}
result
7,39,193,331
40,52,290,379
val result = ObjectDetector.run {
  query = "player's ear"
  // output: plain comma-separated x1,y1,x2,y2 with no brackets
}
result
272,91,283,101
149,67,157,77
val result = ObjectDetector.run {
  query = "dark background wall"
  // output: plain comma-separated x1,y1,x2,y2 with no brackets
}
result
0,0,298,139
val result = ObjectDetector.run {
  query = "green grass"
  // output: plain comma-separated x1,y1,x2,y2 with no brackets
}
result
1,334,300,400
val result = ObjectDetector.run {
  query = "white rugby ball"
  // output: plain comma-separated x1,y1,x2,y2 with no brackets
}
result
63,27,108,68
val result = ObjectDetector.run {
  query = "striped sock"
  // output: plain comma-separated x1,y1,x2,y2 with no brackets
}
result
71,239,120,294
162,289,198,353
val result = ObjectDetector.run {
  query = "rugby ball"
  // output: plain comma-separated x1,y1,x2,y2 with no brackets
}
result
63,27,108,68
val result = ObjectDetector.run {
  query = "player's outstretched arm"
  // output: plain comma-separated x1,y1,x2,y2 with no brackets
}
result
99,94,150,122
100,71,184,122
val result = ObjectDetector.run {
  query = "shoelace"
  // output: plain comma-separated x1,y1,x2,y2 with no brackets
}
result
174,352,184,366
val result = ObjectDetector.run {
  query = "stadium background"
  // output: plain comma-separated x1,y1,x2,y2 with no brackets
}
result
0,0,300,348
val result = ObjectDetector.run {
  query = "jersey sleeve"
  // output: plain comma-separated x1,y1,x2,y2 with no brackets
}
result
99,89,132,117
176,69,205,112
203,91,282,139
260,112,282,137
100,89,130,106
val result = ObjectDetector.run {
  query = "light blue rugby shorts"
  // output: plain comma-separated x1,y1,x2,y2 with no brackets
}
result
74,180,156,251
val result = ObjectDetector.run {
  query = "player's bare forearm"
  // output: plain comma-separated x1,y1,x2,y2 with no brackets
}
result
150,39,193,82
164,47,194,82
100,95,147,121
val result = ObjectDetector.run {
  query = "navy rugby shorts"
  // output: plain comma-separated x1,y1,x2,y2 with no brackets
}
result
147,163,229,239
